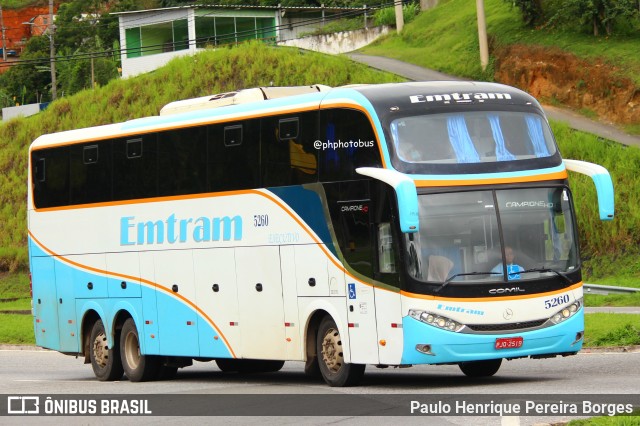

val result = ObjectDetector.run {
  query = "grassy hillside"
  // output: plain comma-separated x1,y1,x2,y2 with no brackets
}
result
0,41,637,283
0,43,401,271
361,0,640,84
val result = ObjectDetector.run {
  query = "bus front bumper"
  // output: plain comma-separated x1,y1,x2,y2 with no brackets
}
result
400,310,584,365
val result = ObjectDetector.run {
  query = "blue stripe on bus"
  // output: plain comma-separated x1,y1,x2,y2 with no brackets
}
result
400,310,583,365
28,237,233,359
266,186,336,257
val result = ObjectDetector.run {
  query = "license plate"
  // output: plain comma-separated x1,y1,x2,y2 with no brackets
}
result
495,337,523,349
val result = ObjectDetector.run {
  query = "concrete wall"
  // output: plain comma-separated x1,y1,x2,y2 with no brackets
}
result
277,26,390,55
121,49,195,78
2,103,48,120
420,0,440,10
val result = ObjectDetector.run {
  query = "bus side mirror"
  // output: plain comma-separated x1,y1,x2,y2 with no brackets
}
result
356,167,419,233
563,159,614,221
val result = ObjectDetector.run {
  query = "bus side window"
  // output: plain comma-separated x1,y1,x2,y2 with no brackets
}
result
158,127,207,196
32,148,70,208
113,135,158,201
208,119,260,191
332,181,373,279
377,223,395,273
70,142,111,205
319,108,381,182
374,183,400,287
262,112,318,187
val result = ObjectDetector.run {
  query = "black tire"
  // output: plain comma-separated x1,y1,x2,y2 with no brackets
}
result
304,355,322,379
156,364,178,380
316,316,365,387
216,359,284,373
459,359,502,377
89,319,124,381
215,358,240,372
246,360,284,373
120,318,159,382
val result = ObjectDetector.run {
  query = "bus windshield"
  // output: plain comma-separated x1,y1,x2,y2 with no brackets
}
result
404,187,578,284
391,110,557,164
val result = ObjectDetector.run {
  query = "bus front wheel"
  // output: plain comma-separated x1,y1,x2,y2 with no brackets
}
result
458,359,502,377
120,318,159,382
89,319,124,381
316,316,365,387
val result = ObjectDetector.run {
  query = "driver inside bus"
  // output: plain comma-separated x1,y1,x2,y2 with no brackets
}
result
491,246,524,280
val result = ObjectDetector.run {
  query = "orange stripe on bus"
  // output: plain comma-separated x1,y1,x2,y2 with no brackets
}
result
28,231,237,358
415,170,568,187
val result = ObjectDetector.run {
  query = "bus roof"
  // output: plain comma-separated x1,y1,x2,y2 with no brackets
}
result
29,81,544,151
159,85,331,116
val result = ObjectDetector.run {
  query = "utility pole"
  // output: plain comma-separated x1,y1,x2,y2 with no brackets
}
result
49,0,57,100
476,0,489,71
0,5,7,61
395,0,404,33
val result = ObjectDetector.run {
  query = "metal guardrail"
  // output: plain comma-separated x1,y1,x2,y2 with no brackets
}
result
584,283,640,295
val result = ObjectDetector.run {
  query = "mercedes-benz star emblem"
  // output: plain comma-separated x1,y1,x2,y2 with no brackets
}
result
503,308,514,320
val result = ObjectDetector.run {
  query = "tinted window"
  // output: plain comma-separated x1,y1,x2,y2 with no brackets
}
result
113,135,158,201
332,181,373,278
69,142,111,205
158,127,207,196
208,120,260,191
319,108,381,182
32,147,70,208
262,112,318,187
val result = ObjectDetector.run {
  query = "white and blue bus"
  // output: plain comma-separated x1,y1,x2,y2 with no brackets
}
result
28,81,614,386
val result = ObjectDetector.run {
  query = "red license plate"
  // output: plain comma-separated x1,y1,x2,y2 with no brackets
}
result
495,337,523,349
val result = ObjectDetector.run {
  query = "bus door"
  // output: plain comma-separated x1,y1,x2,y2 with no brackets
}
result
370,184,403,365
336,186,379,365
235,246,286,360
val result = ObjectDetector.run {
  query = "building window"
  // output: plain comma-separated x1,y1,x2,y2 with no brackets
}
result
126,19,189,59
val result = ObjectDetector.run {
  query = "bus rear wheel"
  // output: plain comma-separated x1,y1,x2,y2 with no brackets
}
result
120,318,159,382
316,316,365,387
89,319,124,381
458,359,502,377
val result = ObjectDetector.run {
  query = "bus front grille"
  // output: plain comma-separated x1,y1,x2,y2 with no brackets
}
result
465,319,547,333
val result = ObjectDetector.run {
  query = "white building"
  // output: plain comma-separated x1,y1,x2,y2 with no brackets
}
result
113,5,366,78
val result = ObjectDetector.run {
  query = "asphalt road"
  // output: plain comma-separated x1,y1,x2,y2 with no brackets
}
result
0,348,638,425
347,53,640,149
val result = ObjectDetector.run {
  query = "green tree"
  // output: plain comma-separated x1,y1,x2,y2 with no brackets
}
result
53,1,123,96
505,0,544,27
0,36,51,104
547,0,640,36
56,36,119,95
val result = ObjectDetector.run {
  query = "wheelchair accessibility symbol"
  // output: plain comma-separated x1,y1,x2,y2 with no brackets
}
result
348,283,356,299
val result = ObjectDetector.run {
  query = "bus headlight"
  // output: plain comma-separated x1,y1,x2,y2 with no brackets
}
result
549,298,582,325
409,309,464,332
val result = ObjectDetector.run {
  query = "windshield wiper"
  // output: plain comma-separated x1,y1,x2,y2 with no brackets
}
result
521,268,572,284
434,271,500,293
